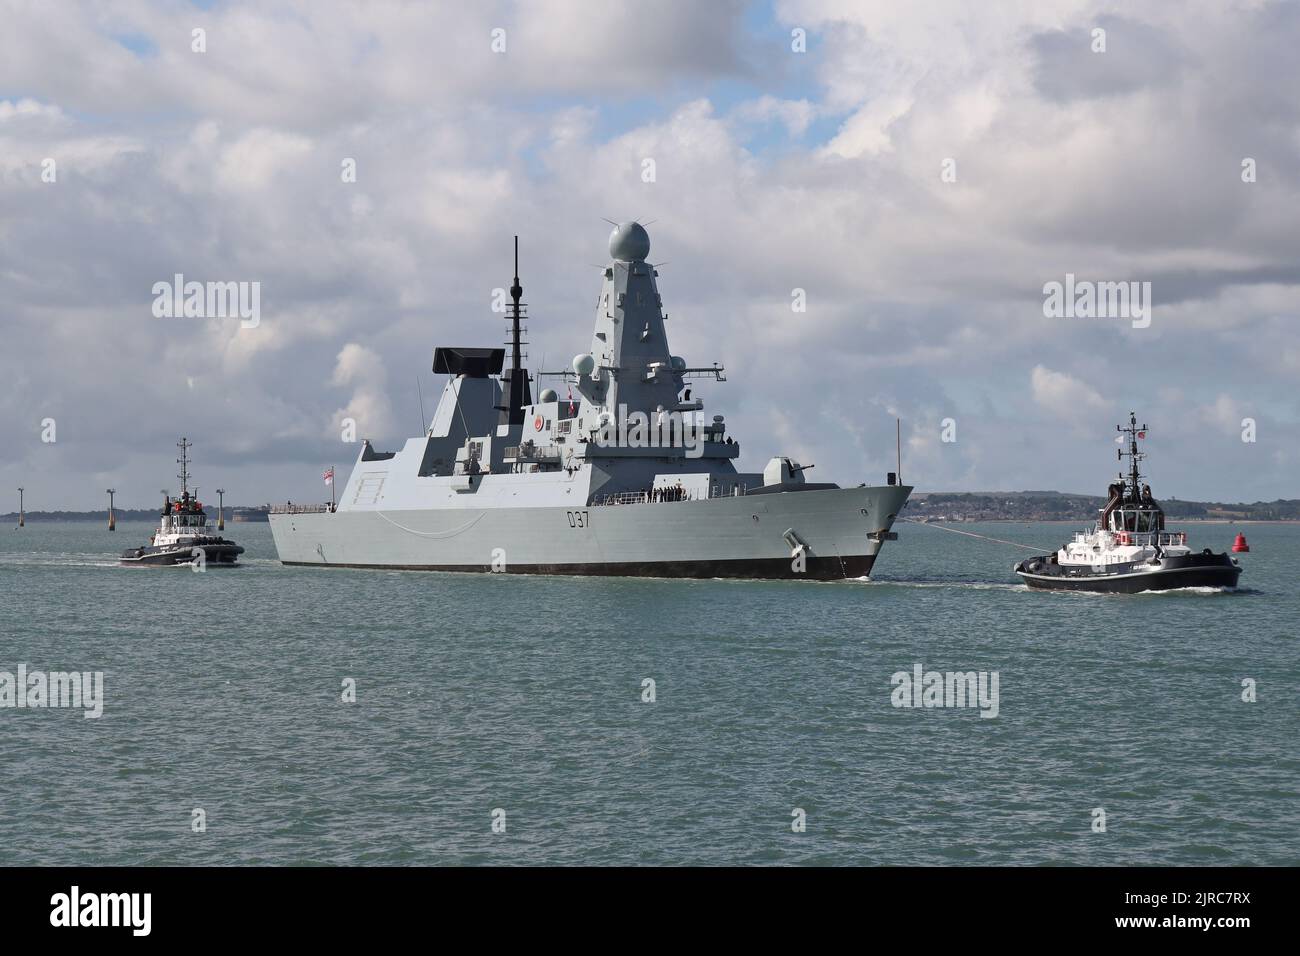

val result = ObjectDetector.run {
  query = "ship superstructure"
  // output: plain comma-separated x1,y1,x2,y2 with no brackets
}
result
269,222,911,579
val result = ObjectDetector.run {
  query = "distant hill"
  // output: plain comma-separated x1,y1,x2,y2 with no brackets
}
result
906,492,1300,522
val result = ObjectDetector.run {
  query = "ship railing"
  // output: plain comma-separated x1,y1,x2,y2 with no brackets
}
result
594,491,655,506
1103,530,1187,547
592,483,748,507
592,490,701,506
708,483,748,498
269,504,336,514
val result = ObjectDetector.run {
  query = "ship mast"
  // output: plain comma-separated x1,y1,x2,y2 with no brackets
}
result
1116,411,1147,499
499,235,532,426
177,437,192,499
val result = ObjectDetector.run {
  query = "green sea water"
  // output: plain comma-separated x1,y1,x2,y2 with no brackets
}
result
1,519,1295,865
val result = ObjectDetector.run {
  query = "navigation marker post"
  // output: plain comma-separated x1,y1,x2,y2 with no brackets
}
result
107,488,116,531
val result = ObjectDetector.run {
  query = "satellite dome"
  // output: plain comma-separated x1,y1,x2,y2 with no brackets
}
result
572,352,596,376
539,388,558,403
608,221,650,262
670,355,687,372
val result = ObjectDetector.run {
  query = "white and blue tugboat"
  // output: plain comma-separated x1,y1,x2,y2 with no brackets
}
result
120,438,244,567
1015,413,1241,593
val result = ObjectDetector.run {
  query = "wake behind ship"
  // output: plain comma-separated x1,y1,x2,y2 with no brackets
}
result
270,222,911,580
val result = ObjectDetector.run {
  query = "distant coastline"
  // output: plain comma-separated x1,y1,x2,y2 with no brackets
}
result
906,491,1300,523
2,506,271,523
6,492,1299,524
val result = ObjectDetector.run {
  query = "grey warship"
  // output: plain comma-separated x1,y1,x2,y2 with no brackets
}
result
269,222,912,580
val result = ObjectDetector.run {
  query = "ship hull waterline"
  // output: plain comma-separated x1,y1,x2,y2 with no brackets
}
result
280,553,877,581
270,485,910,582
1015,552,1241,593
119,544,244,567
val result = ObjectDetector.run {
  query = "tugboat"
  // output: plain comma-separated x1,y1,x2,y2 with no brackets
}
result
1015,413,1241,593
120,438,244,567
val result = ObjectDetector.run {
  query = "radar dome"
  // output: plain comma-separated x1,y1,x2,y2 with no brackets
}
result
572,353,596,376
608,221,650,262
539,388,558,403
670,355,687,372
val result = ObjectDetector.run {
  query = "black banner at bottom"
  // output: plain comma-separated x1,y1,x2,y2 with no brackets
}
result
0,866,1283,942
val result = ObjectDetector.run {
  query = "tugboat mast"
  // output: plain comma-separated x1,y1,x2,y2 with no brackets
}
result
1116,411,1147,499
177,437,192,498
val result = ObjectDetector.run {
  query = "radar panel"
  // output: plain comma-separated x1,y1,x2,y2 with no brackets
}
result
433,347,505,378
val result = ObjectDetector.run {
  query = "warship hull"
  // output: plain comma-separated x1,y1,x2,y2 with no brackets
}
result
270,485,910,581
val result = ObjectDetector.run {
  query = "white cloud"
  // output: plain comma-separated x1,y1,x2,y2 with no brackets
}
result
0,97,68,124
1030,365,1105,417
330,343,394,442
216,128,314,192
1,0,1297,505
1199,394,1246,434
731,96,816,137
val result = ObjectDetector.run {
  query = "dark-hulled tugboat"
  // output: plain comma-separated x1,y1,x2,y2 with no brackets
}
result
120,438,244,567
1015,413,1241,593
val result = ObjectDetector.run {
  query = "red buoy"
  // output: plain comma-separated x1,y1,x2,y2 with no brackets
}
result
1232,533,1249,553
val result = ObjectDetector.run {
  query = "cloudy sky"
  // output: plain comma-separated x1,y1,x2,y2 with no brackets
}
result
2,0,1298,510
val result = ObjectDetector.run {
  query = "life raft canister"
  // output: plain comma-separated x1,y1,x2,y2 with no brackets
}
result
534,414,544,432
